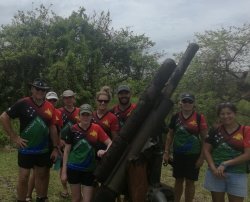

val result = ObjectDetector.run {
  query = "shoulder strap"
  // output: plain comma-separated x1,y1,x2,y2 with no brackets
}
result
196,113,201,133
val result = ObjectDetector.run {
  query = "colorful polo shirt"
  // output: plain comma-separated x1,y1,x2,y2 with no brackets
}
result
111,103,136,128
205,125,250,173
6,97,56,154
170,111,207,155
65,123,109,171
58,107,80,140
92,111,119,139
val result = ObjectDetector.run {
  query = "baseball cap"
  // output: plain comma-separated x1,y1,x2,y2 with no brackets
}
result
61,90,76,97
117,85,130,94
29,78,50,90
180,93,195,101
46,91,58,100
80,104,93,114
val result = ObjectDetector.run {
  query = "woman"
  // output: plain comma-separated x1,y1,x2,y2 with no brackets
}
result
61,104,112,202
163,93,208,202
93,86,119,140
204,102,250,202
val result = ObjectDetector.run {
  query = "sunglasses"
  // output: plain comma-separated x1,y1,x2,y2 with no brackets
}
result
34,87,46,92
97,99,109,104
182,99,194,104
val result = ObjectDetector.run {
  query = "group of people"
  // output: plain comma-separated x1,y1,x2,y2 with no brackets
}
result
0,78,136,202
0,77,250,202
163,93,250,202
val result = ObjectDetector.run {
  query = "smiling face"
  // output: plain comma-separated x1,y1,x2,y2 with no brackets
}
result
80,112,92,125
63,96,75,107
180,98,195,112
31,86,47,101
219,107,237,126
118,90,131,105
96,94,110,111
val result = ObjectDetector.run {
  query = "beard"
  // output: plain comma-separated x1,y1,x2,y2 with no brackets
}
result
119,97,130,105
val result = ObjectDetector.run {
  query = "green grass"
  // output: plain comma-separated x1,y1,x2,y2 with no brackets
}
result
1,149,250,201
161,163,250,202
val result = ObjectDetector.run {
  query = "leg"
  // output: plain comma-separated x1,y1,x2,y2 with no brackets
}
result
34,166,49,198
81,185,94,202
26,169,35,201
228,194,244,202
60,167,69,197
185,179,195,202
17,167,31,201
174,178,184,202
70,184,82,202
211,191,225,202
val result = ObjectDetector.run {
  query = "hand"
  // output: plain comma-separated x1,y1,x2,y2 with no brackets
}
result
11,135,28,148
61,170,67,183
97,149,106,158
213,164,226,178
60,139,66,148
163,152,170,165
50,148,59,162
195,157,204,168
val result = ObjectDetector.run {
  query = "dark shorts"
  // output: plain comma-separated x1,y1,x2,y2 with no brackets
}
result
18,152,53,169
173,153,200,181
67,168,95,186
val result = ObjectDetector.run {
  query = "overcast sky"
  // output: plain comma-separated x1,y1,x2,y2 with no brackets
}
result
0,0,250,58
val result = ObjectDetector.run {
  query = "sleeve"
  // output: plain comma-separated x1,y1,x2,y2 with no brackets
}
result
168,114,177,130
200,114,208,130
6,99,23,119
205,128,216,145
97,125,109,143
110,114,120,132
243,126,250,148
65,126,74,145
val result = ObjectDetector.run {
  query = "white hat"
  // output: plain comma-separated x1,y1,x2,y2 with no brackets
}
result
46,91,59,100
61,90,76,97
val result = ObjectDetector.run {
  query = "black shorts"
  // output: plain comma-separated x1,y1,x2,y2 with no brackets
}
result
67,168,95,186
18,152,53,169
172,153,200,181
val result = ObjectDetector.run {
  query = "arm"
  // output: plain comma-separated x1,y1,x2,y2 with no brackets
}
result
49,124,60,161
97,138,112,158
163,129,174,163
219,147,250,170
203,142,217,172
196,128,208,168
61,143,71,183
0,112,27,148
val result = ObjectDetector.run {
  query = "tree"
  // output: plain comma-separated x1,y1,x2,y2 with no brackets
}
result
0,5,160,110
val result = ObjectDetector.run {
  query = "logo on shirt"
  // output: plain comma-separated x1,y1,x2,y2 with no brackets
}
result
44,108,52,118
90,130,97,138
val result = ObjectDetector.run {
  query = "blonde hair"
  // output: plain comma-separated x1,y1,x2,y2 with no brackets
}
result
96,86,112,101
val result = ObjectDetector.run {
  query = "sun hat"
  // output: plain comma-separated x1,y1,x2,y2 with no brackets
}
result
29,78,50,90
117,85,130,94
46,91,58,100
61,90,76,97
180,93,195,101
80,104,93,114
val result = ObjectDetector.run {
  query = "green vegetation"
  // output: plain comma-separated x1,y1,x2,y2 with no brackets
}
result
1,149,250,201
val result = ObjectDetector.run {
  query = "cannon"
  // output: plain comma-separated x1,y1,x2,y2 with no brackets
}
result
93,43,199,202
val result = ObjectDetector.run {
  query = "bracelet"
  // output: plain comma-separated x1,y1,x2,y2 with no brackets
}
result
164,150,169,153
220,162,228,168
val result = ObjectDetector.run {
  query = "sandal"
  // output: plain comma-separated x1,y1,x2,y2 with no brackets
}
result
60,191,69,198
26,196,32,202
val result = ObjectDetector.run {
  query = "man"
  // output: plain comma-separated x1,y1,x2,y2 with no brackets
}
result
163,93,208,202
111,85,136,128
58,89,80,198
0,78,60,202
26,91,63,202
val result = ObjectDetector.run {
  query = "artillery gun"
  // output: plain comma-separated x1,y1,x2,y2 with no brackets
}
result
93,43,199,202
